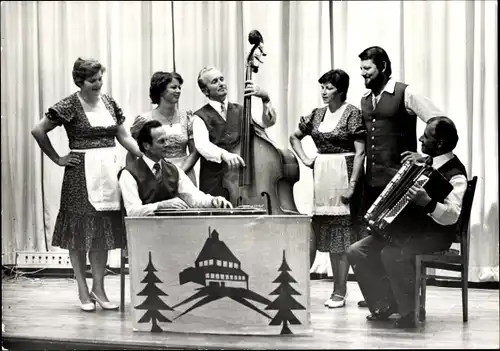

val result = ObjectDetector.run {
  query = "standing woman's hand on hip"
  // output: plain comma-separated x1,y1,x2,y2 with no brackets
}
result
57,152,81,167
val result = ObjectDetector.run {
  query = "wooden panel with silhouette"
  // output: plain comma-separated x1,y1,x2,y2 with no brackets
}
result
125,215,311,335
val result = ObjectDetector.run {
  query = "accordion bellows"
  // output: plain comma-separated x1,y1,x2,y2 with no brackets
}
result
365,157,453,231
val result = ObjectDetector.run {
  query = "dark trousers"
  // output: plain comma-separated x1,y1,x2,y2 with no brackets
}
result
347,226,452,317
348,186,453,316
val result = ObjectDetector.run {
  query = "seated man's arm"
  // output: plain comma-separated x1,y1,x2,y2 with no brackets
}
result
428,174,468,226
175,166,218,208
119,170,160,216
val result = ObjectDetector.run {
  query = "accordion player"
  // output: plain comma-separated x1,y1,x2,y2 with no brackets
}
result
364,156,453,237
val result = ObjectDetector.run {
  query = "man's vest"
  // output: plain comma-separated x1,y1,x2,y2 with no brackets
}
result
194,102,244,198
119,158,179,205
361,82,417,188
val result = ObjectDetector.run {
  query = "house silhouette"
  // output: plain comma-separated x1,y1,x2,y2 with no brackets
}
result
179,228,249,289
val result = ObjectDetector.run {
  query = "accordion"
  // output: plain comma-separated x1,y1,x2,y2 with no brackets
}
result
364,157,453,232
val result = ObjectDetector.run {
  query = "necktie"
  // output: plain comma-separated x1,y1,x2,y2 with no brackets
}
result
220,102,226,118
371,94,378,110
153,162,161,180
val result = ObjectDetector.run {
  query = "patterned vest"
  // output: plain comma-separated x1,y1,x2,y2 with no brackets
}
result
361,82,417,187
119,158,179,205
194,102,244,197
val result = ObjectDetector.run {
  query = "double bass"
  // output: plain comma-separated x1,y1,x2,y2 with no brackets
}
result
222,30,300,215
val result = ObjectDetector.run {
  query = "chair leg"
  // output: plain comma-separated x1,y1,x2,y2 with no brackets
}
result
462,265,468,322
420,264,427,321
414,257,422,326
120,252,125,312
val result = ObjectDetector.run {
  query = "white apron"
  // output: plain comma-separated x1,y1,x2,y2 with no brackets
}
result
312,152,353,216
72,146,121,211
310,152,354,276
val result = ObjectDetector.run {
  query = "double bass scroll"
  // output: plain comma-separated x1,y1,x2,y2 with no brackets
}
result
221,30,300,215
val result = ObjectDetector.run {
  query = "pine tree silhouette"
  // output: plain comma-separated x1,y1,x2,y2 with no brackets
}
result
135,251,174,332
266,249,305,334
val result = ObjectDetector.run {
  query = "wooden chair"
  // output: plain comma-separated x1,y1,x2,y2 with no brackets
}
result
415,176,478,325
120,248,128,312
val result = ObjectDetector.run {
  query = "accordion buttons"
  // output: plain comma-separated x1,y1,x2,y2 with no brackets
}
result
372,118,376,122
371,136,375,140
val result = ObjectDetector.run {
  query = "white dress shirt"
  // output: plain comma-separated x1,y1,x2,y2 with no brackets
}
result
192,99,276,163
427,152,468,226
362,78,444,122
119,155,215,216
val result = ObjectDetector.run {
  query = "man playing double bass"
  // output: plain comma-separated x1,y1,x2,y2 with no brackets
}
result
192,66,277,199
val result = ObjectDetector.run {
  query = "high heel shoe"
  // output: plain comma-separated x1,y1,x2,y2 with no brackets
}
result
90,291,119,311
80,302,96,312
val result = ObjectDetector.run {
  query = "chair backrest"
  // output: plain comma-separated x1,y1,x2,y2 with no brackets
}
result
455,176,478,261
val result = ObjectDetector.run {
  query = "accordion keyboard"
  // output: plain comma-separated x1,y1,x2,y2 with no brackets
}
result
380,176,429,227
365,160,432,231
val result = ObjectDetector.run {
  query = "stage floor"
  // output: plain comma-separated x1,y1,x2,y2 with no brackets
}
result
2,275,499,349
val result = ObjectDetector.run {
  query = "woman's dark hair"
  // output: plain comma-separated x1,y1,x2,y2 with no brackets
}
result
358,46,392,78
428,116,459,152
72,57,106,88
137,119,163,152
318,69,350,102
149,71,184,104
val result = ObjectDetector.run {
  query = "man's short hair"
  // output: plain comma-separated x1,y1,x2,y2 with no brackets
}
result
428,116,459,152
137,120,162,153
197,66,217,91
358,46,392,78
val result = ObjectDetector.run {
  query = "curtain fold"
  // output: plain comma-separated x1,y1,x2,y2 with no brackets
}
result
1,0,497,282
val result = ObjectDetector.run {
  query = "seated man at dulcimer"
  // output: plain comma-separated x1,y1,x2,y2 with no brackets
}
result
192,66,277,199
347,116,468,328
118,120,232,216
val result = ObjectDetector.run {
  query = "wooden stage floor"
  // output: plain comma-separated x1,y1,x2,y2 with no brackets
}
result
2,274,499,350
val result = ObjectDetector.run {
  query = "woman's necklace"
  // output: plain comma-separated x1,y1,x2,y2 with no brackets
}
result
156,108,177,127
165,113,175,127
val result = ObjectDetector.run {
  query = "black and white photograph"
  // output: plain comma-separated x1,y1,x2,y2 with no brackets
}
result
1,0,498,349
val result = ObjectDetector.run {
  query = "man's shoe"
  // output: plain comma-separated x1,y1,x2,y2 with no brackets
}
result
366,305,396,321
394,312,418,328
358,300,368,308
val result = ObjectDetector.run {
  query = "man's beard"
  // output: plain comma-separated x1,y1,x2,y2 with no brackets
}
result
365,74,384,90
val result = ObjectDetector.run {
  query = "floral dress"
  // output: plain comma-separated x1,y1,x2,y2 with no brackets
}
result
299,103,368,253
130,110,197,185
47,92,126,251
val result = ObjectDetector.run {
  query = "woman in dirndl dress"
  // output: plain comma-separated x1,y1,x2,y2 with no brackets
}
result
126,71,200,186
31,58,143,312
289,69,367,309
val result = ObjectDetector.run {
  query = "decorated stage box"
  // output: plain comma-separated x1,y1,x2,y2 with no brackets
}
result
125,215,311,336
